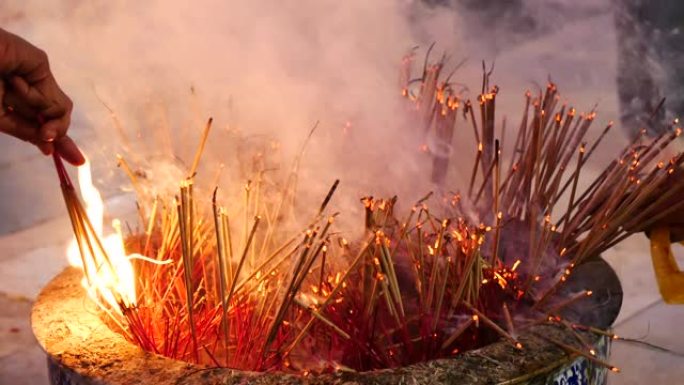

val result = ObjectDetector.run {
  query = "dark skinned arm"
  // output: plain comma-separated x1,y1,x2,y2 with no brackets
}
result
0,28,83,165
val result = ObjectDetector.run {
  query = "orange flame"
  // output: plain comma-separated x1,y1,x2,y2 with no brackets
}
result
65,159,137,311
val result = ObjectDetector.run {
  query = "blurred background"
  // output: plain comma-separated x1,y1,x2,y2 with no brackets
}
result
1,1,683,384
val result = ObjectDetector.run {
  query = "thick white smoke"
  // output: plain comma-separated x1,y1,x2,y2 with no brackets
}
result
1,1,471,231
1,0,625,234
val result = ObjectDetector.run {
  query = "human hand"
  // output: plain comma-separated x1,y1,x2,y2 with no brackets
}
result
0,28,84,165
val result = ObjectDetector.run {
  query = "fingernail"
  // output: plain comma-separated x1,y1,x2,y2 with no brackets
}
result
41,127,57,142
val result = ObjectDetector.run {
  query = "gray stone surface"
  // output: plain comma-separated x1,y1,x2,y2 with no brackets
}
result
0,216,72,385
0,152,66,235
0,293,48,385
610,298,684,384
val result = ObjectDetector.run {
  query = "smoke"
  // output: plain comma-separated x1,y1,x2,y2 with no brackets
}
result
1,0,626,233
1,0,470,231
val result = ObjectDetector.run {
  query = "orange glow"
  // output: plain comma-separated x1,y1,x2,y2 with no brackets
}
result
494,272,507,289
298,292,321,307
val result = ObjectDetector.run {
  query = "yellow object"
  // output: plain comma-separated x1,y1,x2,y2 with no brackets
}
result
649,227,684,304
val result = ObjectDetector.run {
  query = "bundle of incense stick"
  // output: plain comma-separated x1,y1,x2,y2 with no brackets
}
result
402,50,684,297
54,52,683,374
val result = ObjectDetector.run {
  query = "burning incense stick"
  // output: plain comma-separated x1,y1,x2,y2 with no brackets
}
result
53,50,684,375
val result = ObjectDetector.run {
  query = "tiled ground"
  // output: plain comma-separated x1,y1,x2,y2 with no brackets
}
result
1,1,683,385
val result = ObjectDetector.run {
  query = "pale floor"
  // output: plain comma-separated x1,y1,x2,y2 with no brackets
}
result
1,2,684,385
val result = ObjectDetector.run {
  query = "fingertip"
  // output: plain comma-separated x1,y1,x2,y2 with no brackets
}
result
61,148,86,166
40,127,57,142
70,153,86,166
40,118,66,142
37,142,54,156
55,135,85,166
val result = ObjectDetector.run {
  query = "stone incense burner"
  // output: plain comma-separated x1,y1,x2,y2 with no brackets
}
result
32,256,621,385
